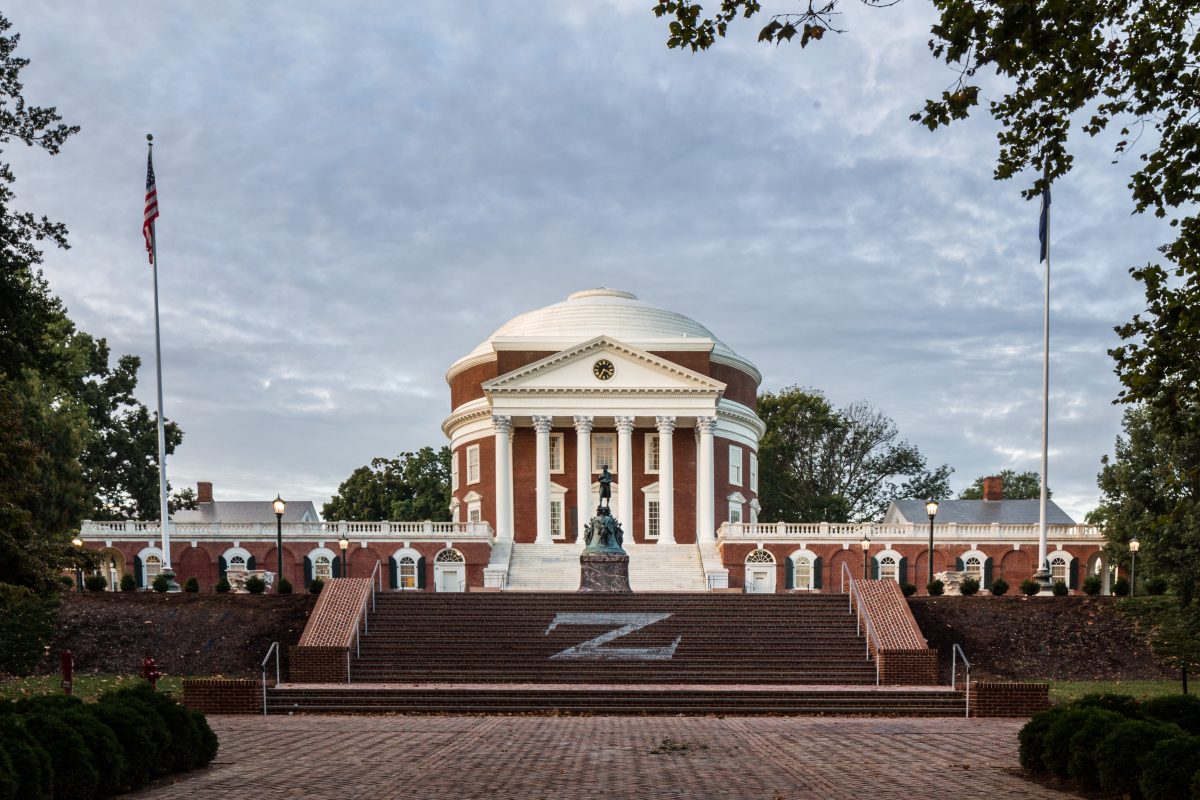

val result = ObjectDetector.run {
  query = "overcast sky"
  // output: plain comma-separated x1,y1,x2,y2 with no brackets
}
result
8,2,1168,522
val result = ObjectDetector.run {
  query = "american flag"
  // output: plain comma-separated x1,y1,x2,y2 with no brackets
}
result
143,149,159,264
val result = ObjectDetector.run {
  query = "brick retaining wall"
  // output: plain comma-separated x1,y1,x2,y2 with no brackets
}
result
970,681,1051,717
877,649,939,685
182,678,261,714
289,645,349,682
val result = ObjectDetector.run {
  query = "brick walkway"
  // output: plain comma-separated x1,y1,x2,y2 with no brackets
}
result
133,715,1073,799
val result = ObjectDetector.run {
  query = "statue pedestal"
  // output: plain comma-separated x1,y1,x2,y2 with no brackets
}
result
579,551,631,593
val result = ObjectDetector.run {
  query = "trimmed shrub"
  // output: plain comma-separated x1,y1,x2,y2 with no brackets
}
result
1043,707,1097,777
245,575,266,594
22,710,99,800
90,699,165,790
1146,577,1169,596
1053,579,1069,596
1021,578,1041,596
215,577,231,593
1143,695,1200,735
0,588,58,677
151,573,169,593
1074,692,1143,718
1019,705,1065,772
84,574,107,592
120,574,136,592
1140,735,1200,800
990,578,1009,596
926,579,944,596
184,576,199,592
1082,574,1103,595
0,716,52,800
1067,708,1126,788
1193,767,1200,800
1114,576,1131,596
1096,719,1184,798
61,706,125,799
105,683,202,773
309,577,325,595
0,741,16,800
960,577,980,596
58,574,74,590
277,576,293,594
190,709,219,766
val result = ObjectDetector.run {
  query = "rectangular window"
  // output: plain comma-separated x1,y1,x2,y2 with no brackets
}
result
592,433,616,473
466,444,480,484
468,503,481,523
729,504,742,524
647,500,660,539
550,500,564,539
451,450,459,491
796,558,812,589
549,433,564,473
729,445,743,485
644,433,660,473
750,452,758,493
399,557,417,589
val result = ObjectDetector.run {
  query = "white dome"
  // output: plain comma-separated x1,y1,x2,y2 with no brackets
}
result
453,288,755,376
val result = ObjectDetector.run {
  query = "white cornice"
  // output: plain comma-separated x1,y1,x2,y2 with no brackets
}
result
442,398,492,438
445,351,497,384
717,399,767,438
710,351,763,386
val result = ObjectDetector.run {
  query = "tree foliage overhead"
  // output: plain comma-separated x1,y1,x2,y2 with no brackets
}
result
757,386,952,522
324,448,452,522
959,469,1048,500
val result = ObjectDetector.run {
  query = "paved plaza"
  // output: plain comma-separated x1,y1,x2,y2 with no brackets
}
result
133,714,1073,799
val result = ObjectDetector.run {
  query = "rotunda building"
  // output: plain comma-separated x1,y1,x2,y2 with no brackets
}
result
443,288,765,548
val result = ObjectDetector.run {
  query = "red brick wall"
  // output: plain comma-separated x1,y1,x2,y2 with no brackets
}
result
182,678,261,714
453,435,496,530
713,435,756,531
970,681,1051,717
709,362,758,409
289,645,348,683
496,350,556,375
648,350,709,374
448,358,498,409
877,649,939,685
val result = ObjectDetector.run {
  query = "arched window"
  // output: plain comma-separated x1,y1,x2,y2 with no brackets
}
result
879,555,898,582
964,556,982,579
228,555,247,573
145,554,163,580
746,549,775,564
1050,556,1069,582
436,548,465,563
795,557,812,589
399,556,417,589
314,555,333,580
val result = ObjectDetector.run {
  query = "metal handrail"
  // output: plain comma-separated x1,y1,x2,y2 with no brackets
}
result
951,643,972,717
260,641,279,716
368,559,381,610
840,562,882,685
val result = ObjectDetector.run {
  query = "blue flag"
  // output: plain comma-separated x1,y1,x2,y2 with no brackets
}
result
1038,182,1051,262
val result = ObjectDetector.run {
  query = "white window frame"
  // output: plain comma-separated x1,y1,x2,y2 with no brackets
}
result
137,546,166,588
227,555,247,572
1050,555,1069,582
642,482,661,540
750,452,758,493
550,482,568,540
314,555,333,580
729,445,743,486
392,546,422,590
728,491,747,525
451,450,459,491
644,433,660,474
879,555,898,583
549,433,565,474
466,444,480,485
591,432,617,473
308,546,338,581
468,503,482,523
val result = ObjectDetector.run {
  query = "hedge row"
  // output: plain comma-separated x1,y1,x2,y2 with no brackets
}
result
0,682,218,799
1019,693,1200,799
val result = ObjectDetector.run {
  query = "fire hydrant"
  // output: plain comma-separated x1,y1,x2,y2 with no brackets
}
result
141,655,162,691
60,650,73,696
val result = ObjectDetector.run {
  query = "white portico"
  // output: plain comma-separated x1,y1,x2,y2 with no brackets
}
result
444,290,765,552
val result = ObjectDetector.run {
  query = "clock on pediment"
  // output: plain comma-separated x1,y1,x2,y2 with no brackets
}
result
592,358,616,381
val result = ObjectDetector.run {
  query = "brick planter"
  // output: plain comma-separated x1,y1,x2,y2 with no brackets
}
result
183,678,261,714
969,681,1050,717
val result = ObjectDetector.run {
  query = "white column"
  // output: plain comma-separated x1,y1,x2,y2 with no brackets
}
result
493,415,513,541
573,416,593,542
696,416,717,544
656,416,676,544
615,416,635,529
533,415,553,544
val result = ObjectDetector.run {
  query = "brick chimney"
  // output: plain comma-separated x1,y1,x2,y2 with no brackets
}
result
982,476,1003,502
197,481,213,504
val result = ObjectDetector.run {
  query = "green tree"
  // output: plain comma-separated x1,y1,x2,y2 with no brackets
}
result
959,469,1048,500
757,386,951,522
324,447,452,522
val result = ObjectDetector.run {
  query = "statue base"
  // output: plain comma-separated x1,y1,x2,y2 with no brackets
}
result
579,551,631,593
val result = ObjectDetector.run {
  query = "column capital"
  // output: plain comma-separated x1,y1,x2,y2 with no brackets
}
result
532,415,554,434
655,416,677,435
492,415,513,435
572,415,594,434
615,416,636,434
696,415,718,435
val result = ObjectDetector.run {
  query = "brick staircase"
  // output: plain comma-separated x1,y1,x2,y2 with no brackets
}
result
271,592,966,715
505,542,706,591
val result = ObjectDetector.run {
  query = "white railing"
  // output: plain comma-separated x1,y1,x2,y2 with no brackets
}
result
951,643,972,717
718,521,1101,542
260,641,280,716
79,519,495,541
840,562,881,685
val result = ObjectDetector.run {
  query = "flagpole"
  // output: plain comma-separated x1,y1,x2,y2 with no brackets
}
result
1036,172,1051,591
147,133,176,590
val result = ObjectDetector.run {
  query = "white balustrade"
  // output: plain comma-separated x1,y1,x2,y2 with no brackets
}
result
78,519,495,542
714,521,1101,542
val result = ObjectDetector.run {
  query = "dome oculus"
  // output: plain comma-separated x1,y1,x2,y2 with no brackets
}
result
592,359,615,381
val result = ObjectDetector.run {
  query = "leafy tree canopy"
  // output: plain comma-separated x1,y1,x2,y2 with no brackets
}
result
324,447,452,522
757,386,952,522
959,469,1048,500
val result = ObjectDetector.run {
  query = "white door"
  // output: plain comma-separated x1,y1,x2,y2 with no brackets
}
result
437,566,465,593
747,568,773,594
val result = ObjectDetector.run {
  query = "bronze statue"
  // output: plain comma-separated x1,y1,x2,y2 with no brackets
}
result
598,464,612,508
584,505,624,552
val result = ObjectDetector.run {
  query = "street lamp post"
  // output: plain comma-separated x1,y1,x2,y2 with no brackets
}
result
1129,537,1140,597
273,495,285,591
925,499,939,589
71,536,84,591
338,537,350,579
860,535,871,580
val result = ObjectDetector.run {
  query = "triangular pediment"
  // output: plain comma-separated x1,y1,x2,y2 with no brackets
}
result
483,337,726,396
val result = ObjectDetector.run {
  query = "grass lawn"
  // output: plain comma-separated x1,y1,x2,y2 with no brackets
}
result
0,673,184,702
1050,679,1187,704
